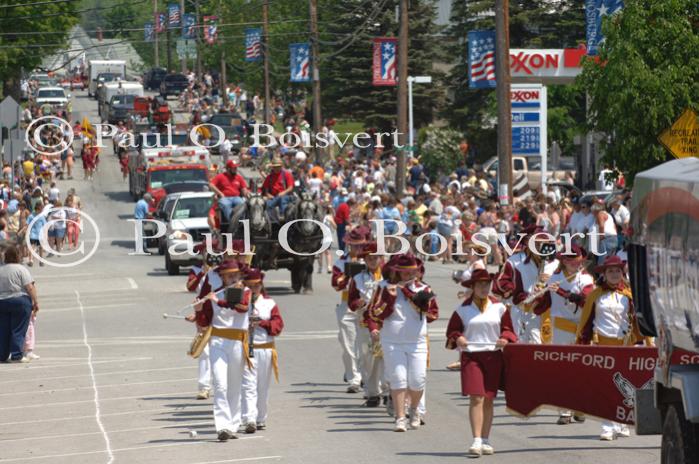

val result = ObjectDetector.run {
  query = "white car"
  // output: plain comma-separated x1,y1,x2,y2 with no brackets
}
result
158,191,214,275
34,86,70,108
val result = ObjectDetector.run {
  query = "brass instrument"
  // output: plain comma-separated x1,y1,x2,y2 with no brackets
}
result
521,259,553,310
188,325,212,358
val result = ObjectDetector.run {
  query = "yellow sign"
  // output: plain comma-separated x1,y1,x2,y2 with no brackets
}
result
658,109,699,159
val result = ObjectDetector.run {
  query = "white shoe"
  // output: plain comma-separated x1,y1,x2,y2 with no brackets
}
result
617,425,630,437
25,352,40,360
600,431,616,441
196,389,210,400
481,443,494,455
408,409,421,429
468,443,483,457
394,417,408,432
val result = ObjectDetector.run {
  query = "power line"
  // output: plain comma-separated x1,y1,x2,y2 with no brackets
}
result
0,0,147,21
0,0,76,8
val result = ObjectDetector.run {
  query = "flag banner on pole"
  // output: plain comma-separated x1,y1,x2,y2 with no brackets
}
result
144,22,154,42
468,30,496,88
155,13,166,33
372,37,397,86
182,13,196,39
289,43,311,83
245,28,262,62
168,3,181,27
203,16,218,45
586,0,624,55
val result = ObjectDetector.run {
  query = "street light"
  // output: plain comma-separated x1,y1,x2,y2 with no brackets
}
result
407,75,432,153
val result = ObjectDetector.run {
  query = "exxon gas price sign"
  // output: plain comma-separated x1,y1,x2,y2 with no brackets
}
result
510,48,585,84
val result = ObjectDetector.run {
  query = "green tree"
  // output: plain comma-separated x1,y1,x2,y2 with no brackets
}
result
0,0,79,99
578,0,699,183
417,125,463,176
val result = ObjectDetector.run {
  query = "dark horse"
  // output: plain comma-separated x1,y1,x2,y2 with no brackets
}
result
284,192,324,293
228,194,271,239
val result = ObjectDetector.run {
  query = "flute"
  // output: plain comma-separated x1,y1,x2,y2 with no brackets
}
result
162,284,238,320
248,293,257,359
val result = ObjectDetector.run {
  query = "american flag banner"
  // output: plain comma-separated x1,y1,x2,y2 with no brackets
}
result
181,13,196,39
155,13,166,33
372,37,397,86
203,16,218,45
245,28,262,62
468,30,496,89
586,0,624,55
167,3,180,27
144,22,154,42
289,43,311,83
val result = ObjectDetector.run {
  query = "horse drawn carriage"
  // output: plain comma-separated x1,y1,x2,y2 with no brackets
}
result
224,186,325,294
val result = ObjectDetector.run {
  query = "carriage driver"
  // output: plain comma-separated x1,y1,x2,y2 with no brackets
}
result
262,156,295,216
210,159,249,222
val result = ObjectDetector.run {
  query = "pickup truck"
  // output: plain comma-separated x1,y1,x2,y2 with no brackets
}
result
483,155,575,191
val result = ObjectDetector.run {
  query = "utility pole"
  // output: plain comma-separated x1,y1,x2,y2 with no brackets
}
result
495,0,512,205
395,0,409,197
195,0,202,76
262,0,271,124
309,0,323,163
153,0,159,67
219,0,227,106
180,0,187,73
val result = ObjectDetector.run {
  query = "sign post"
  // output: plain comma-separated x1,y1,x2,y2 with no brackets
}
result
511,84,548,194
658,109,699,159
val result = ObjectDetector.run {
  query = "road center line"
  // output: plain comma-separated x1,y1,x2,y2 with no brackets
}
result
0,376,196,397
126,277,138,289
0,365,195,385
0,357,152,373
75,290,115,464
0,390,194,411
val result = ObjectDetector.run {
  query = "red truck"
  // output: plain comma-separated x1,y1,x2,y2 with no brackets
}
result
127,146,212,208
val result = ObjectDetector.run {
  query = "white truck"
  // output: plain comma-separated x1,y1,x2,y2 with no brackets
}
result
97,81,144,123
87,60,126,97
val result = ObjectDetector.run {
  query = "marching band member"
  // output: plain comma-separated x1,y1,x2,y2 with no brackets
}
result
369,254,438,432
576,255,650,441
186,243,214,400
447,244,487,371
494,226,559,343
347,242,385,407
194,261,252,441
241,268,284,433
533,244,594,425
445,269,517,457
331,226,371,393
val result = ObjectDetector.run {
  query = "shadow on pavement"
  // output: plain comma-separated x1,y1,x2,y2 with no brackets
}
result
104,191,134,203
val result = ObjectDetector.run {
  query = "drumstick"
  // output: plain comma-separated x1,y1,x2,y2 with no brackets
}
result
162,313,187,320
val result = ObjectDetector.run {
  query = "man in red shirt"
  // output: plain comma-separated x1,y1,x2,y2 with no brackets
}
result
334,196,355,251
262,156,295,216
209,159,249,221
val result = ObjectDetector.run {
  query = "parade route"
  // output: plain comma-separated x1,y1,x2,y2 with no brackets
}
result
0,92,663,464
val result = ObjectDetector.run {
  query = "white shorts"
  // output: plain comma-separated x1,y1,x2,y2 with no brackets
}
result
383,343,427,391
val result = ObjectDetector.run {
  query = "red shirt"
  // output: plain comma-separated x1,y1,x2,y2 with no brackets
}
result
335,202,350,225
262,170,294,196
211,172,248,197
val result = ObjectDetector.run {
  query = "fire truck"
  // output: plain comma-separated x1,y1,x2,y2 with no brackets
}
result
128,146,212,207
627,157,699,463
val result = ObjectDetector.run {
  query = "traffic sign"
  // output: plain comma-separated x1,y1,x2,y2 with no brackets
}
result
176,39,197,59
658,109,699,159
0,96,21,129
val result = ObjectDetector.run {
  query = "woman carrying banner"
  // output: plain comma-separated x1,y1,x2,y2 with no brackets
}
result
445,269,517,457
194,260,252,441
241,268,284,433
575,255,651,440
369,254,438,432
533,244,594,425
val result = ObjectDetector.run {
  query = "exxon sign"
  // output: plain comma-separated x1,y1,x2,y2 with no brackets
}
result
510,48,585,84
511,88,541,109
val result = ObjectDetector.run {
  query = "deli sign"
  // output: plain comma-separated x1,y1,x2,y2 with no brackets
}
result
510,48,585,83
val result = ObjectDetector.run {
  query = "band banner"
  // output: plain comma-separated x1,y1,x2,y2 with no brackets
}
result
167,3,180,27
502,344,698,424
182,13,196,39
372,37,397,86
468,30,496,88
585,0,624,55
155,13,166,33
289,43,311,83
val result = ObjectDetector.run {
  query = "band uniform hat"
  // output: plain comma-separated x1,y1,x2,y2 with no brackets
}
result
243,268,265,284
594,255,626,274
557,243,586,261
217,260,242,275
461,269,497,288
359,241,379,258
390,254,419,271
344,226,371,245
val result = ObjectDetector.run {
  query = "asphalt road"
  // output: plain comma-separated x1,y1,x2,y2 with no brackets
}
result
0,91,662,464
